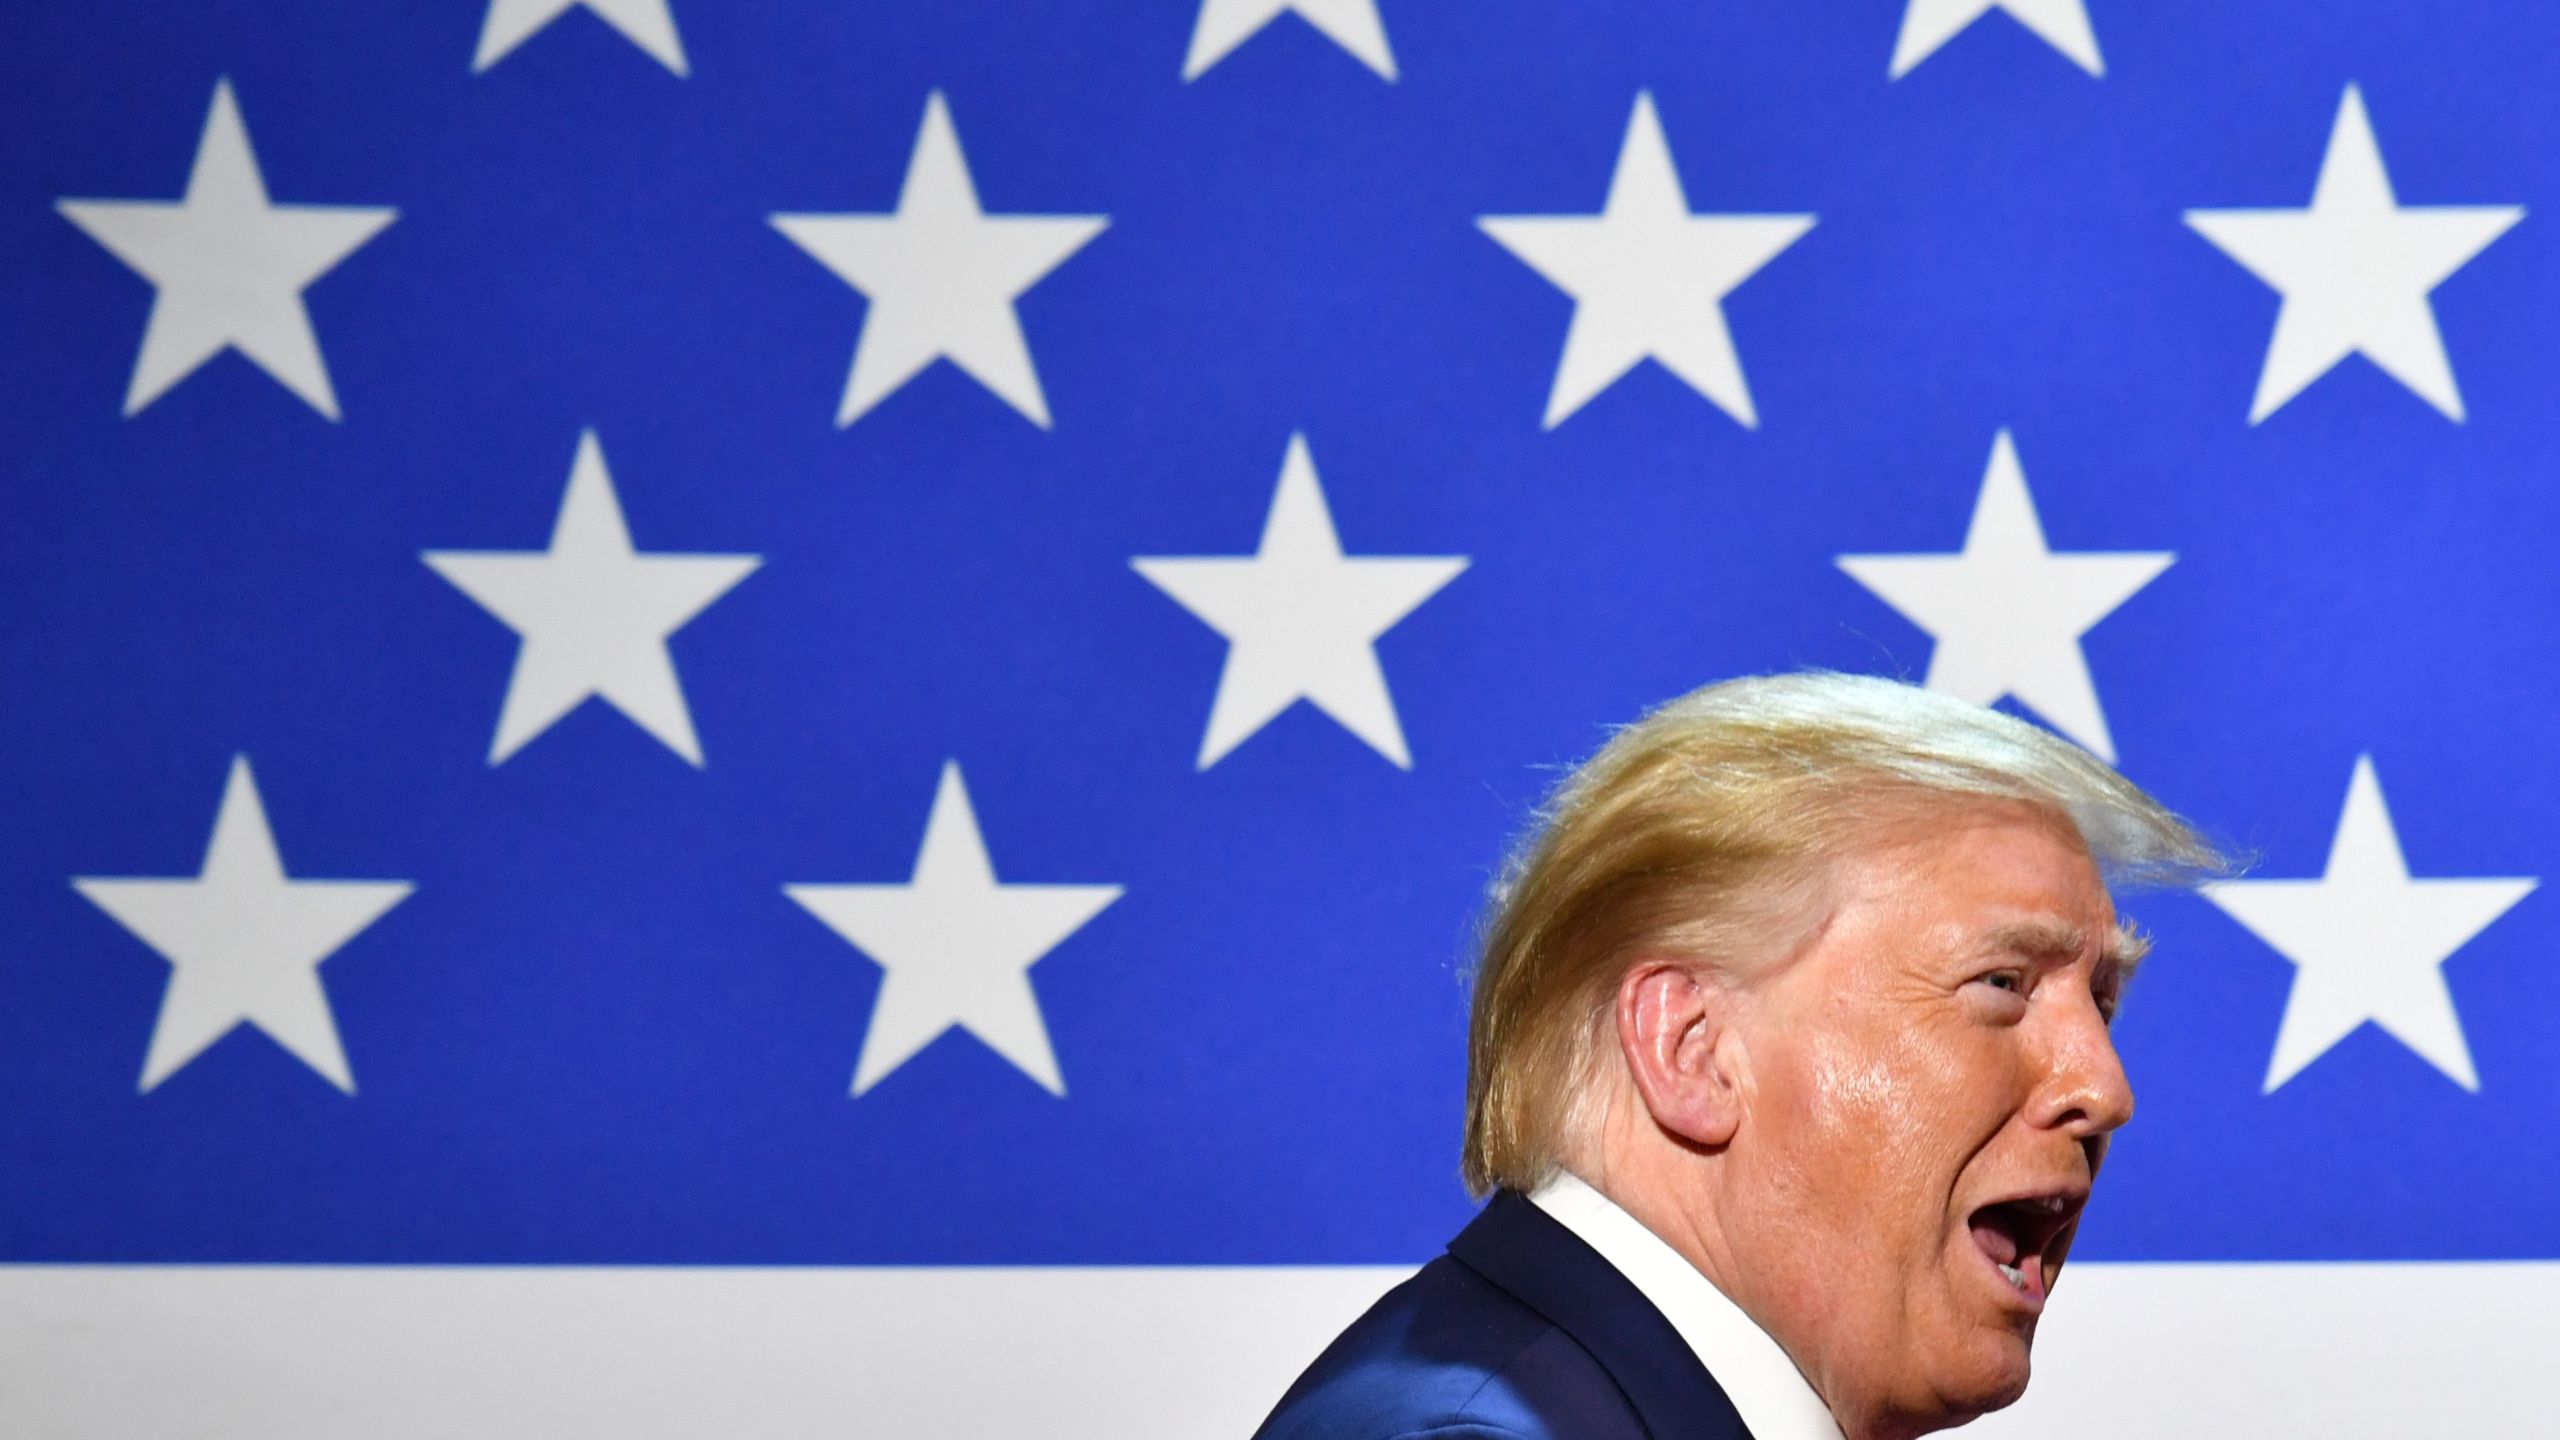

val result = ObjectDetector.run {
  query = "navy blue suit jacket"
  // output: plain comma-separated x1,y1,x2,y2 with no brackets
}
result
1252,1192,1754,1440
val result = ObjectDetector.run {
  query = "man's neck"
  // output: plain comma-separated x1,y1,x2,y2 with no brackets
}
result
1576,1147,1750,1321
1531,1171,1848,1440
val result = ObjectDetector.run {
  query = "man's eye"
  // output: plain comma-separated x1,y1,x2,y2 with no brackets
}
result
1977,970,2025,994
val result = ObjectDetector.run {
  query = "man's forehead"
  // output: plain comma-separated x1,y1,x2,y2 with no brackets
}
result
1836,797,2136,967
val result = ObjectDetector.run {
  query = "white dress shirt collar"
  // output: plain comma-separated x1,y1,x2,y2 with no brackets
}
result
1530,1171,1845,1440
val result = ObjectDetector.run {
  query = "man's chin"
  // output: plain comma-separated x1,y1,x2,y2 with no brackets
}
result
1903,1322,2035,1433
1943,1333,2034,1420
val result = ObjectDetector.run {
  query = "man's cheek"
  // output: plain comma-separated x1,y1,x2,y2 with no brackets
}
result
1800,1024,1918,1121
1803,1042,1934,1175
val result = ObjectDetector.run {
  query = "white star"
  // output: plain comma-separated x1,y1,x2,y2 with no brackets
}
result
424,430,759,766
2186,85,2522,423
55,80,396,420
474,0,687,75
2203,757,2536,1093
1183,0,1396,81
72,757,412,1093
1836,430,2171,761
772,92,1107,429
1133,434,1466,769
1479,92,1814,430
1890,0,2102,79
785,763,1122,1097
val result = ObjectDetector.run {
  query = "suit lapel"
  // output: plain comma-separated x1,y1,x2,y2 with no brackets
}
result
1448,1191,1754,1440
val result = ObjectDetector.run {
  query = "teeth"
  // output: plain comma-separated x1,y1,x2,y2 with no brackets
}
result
1997,1263,2026,1290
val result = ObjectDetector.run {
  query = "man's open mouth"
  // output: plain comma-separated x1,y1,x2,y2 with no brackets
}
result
1966,1191,2086,1309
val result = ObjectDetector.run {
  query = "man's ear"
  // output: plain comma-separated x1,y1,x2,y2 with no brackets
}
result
1615,959,1747,1149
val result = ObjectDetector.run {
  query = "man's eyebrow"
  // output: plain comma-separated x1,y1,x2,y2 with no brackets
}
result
1975,919,2148,974
2108,923,2151,978
1978,920,2088,962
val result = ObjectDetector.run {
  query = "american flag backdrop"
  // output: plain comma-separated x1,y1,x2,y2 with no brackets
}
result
6,1,2560,1435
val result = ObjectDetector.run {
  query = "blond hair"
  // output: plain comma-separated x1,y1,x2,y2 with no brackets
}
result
1462,671,2222,1196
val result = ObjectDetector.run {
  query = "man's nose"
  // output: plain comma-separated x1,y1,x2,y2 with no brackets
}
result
2028,1001,2135,1139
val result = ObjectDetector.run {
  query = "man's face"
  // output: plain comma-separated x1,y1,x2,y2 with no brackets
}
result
1719,799,2132,1435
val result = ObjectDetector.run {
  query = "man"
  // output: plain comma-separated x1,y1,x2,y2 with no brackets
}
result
1254,672,2224,1440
